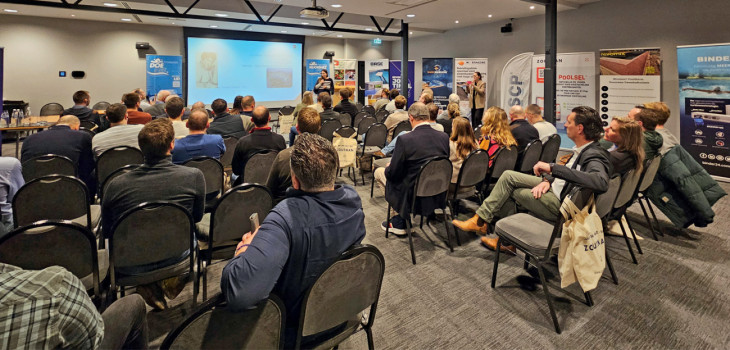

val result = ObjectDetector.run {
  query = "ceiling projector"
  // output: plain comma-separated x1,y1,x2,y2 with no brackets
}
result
300,0,329,19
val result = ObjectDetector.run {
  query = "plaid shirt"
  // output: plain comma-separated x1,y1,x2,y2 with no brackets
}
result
0,263,104,349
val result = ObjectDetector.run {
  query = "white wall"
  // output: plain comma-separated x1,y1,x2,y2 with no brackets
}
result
392,0,730,136
304,37,392,62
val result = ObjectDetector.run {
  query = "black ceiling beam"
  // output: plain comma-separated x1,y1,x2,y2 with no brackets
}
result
183,0,200,15
163,0,180,15
60,0,69,4
382,18,394,33
330,12,344,28
0,0,402,37
243,0,264,23
320,18,330,29
266,4,282,23
370,16,384,34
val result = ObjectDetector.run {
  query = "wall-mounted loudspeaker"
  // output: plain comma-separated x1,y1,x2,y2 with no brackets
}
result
71,71,85,79
136,42,150,50
324,51,335,57
500,23,513,33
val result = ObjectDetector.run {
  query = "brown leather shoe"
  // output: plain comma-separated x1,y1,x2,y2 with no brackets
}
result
452,214,488,235
373,151,386,158
481,236,516,254
136,284,168,310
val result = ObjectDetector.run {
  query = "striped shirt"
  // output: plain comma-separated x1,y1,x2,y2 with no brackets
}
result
0,263,104,349
92,124,144,157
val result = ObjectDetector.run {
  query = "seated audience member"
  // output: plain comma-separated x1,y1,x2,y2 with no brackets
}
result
293,91,314,118
383,95,409,140
643,101,679,155
439,93,471,121
143,90,170,116
375,103,444,157
526,103,557,141
419,92,434,105
508,105,540,151
62,90,100,127
237,95,256,133
207,98,247,139
102,119,205,309
0,263,149,349
437,102,460,135
333,88,358,121
230,95,244,115
231,106,286,179
172,109,225,164
134,88,151,110
480,106,517,166
268,107,322,202
221,133,365,346
628,106,663,161
427,103,445,132
373,88,390,112
376,103,450,235
603,116,645,176
163,96,189,139
122,92,152,125
453,106,610,252
421,83,434,99
21,115,96,197
290,92,336,147
385,89,400,113
191,101,214,119
0,157,23,238
307,95,324,113
92,103,144,156
449,117,479,192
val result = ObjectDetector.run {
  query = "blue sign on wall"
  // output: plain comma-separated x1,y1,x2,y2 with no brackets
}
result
146,55,183,98
305,59,330,92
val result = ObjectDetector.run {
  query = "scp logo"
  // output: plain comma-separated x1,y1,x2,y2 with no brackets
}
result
149,58,164,69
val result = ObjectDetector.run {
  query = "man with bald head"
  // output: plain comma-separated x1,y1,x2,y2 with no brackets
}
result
508,104,539,152
171,108,225,164
144,90,171,116
21,115,96,197
231,106,286,181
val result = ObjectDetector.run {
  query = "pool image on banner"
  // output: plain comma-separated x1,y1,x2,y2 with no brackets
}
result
599,48,661,125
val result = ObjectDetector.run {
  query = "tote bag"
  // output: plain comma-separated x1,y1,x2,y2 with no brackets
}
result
557,194,606,292
332,131,357,168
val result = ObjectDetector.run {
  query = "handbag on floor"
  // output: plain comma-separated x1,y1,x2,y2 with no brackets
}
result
558,194,606,292
333,131,357,168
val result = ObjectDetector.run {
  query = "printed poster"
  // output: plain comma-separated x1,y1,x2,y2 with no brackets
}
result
677,43,730,179
599,48,662,126
501,52,533,110
532,52,596,131
422,58,454,110
389,60,415,105
364,59,389,105
454,58,488,113
333,59,357,103
305,59,331,92
146,55,182,98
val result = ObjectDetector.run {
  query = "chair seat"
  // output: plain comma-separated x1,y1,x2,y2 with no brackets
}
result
195,213,212,240
195,214,239,255
451,186,476,200
116,257,190,287
71,205,101,229
494,213,558,255
357,145,381,154
80,249,109,291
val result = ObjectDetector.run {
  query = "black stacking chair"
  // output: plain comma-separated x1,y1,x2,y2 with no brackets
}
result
353,112,370,129
39,102,64,116
519,140,543,173
384,157,455,264
391,120,412,140
356,116,377,139
220,136,238,170
491,186,594,334
243,151,278,185
100,165,138,200
92,101,111,111
594,174,622,285
355,101,364,112
80,119,98,130
13,175,98,231
183,157,224,212
336,112,351,127
195,184,273,301
482,147,519,200
319,120,341,142
78,127,96,137
448,149,490,243
21,154,76,182
357,123,388,186
362,105,376,116
374,109,390,123
334,125,357,139
607,169,643,264
96,146,144,191
635,156,663,240
540,134,561,163
295,245,385,350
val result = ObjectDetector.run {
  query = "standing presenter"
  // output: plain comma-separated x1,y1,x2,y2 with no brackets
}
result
467,72,486,129
313,69,335,98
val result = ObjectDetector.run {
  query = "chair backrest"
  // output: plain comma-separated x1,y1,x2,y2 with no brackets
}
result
355,102,364,112
374,110,390,123
21,154,76,182
183,157,224,197
13,175,90,228
414,157,452,200
78,127,96,137
362,105,376,116
97,146,144,186
362,123,388,150
80,120,97,130
297,245,385,347
101,164,138,199
244,151,279,185
613,169,641,209
278,105,295,116
334,126,357,139
352,112,369,129
392,120,412,138
638,156,661,192
595,175,622,219
162,294,285,350
0,220,100,296
109,202,193,270
455,149,490,190
519,140,543,172
540,133,561,163
319,120,341,142
489,147,518,181
92,101,111,111
220,137,238,168
357,116,376,136
209,184,273,248
39,103,64,116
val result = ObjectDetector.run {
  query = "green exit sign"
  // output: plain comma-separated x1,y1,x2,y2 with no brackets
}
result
372,38,382,46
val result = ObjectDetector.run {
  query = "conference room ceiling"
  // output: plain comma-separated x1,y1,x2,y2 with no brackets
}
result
1,0,599,40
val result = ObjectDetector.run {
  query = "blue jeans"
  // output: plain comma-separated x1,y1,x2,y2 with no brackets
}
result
381,131,409,155
289,126,299,146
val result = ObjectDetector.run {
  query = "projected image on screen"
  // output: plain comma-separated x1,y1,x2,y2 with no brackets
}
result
187,37,303,106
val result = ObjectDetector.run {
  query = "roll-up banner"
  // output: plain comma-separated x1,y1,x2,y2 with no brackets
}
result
333,59,357,103
677,43,730,179
364,59,389,105
389,60,415,106
501,52,533,110
146,55,183,98
305,59,331,92
531,52,596,131
455,58,488,113
599,48,662,126
422,58,454,110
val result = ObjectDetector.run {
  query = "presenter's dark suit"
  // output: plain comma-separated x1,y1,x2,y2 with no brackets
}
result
385,123,450,217
207,112,247,139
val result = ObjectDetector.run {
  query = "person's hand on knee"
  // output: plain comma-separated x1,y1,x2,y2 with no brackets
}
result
531,180,551,199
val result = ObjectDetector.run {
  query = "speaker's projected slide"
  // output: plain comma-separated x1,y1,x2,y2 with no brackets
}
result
187,37,302,106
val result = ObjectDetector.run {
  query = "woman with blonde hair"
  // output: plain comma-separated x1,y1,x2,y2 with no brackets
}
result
289,91,315,146
604,116,645,176
480,106,517,166
438,102,462,135
449,117,479,191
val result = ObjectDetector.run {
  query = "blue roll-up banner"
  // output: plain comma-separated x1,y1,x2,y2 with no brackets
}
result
677,43,730,179
422,58,454,110
146,55,183,98
305,59,331,92
389,60,415,106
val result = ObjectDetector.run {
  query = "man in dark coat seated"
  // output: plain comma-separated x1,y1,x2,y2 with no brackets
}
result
378,102,450,235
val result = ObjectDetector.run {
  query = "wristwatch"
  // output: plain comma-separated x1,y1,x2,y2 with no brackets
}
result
548,162,555,172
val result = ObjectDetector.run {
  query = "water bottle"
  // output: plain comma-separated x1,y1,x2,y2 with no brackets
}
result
17,110,24,126
0,111,7,127
12,110,18,126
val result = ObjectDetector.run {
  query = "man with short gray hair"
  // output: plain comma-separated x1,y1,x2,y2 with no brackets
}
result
526,104,557,141
221,133,365,346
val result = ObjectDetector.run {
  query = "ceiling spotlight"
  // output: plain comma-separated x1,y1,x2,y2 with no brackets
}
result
530,5,535,9
281,30,287,33
103,2,118,7
172,22,175,24
365,27,373,31
215,13,228,17
210,25,218,28
71,14,76,17
331,4,342,8
3,9,18,12
488,14,492,18
121,18,132,21
406,14,415,18
337,34,343,37
455,20,459,24
302,22,310,25
409,31,413,34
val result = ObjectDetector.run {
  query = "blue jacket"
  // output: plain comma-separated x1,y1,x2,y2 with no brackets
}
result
171,134,225,164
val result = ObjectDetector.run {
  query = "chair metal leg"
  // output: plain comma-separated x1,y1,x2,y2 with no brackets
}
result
536,263,561,334
406,216,417,265
618,219,638,264
364,326,374,350
604,246,619,285
443,216,454,253
645,197,664,236
202,261,208,302
385,204,391,238
447,204,461,246
584,291,594,307
491,237,502,288
370,170,376,198
419,216,424,230
638,198,659,241
524,255,531,271
625,214,643,255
